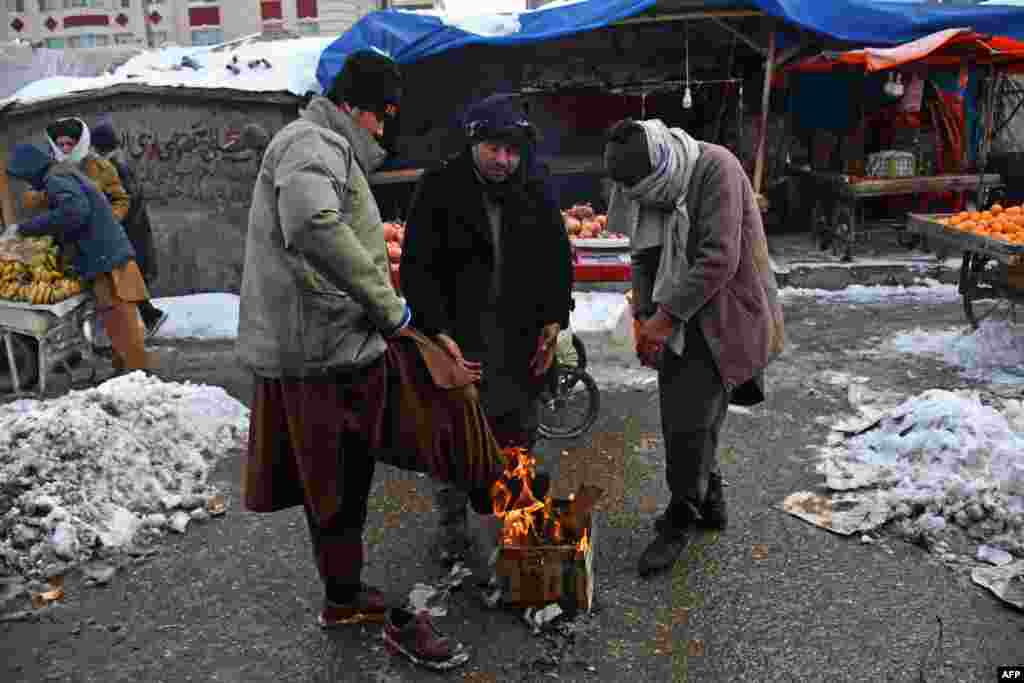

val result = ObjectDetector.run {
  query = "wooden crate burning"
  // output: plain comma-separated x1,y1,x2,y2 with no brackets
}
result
491,449,602,613
495,502,595,612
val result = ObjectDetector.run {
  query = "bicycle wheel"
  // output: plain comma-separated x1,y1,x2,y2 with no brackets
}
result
571,333,588,371
538,366,600,440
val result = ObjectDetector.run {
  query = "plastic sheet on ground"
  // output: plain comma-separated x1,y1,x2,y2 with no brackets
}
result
971,560,1024,610
781,491,892,535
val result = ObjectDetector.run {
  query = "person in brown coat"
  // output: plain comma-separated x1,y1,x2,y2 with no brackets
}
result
604,118,785,577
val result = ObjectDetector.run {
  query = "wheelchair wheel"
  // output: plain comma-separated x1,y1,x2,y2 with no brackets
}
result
537,366,600,440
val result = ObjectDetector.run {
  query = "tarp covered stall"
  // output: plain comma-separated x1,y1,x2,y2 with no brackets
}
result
780,29,1024,259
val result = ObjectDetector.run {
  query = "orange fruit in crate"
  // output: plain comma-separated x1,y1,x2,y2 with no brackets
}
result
992,204,1004,214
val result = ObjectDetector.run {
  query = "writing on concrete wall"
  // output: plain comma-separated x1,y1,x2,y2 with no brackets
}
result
119,124,261,205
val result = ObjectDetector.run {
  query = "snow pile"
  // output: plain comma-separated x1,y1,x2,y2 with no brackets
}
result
0,373,249,580
890,320,1024,384
5,36,334,106
817,389,1024,557
779,281,959,305
151,293,240,341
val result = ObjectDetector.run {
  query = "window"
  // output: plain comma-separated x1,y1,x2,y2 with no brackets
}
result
7,0,26,13
191,27,223,46
95,34,110,45
260,0,282,20
121,0,130,7
64,0,88,8
45,37,65,48
68,34,99,47
114,33,135,44
90,0,107,6
297,21,319,35
150,29,168,44
38,0,60,9
296,0,317,19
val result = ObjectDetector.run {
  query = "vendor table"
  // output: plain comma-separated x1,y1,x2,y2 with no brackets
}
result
571,238,632,283
906,213,1024,329
0,293,98,396
799,170,1003,261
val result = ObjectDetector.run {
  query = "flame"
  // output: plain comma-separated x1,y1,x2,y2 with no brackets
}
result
493,448,545,546
577,528,590,555
492,447,592,550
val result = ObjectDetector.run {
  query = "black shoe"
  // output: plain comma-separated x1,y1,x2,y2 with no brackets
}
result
699,473,728,530
638,524,690,578
144,310,169,340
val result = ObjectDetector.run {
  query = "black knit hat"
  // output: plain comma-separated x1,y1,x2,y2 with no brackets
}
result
92,120,119,154
604,118,651,186
463,93,535,147
327,50,402,111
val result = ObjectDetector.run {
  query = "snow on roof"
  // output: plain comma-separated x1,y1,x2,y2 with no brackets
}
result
2,35,335,108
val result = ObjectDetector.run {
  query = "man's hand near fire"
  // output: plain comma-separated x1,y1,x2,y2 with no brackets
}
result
530,322,560,377
435,332,482,383
636,307,677,369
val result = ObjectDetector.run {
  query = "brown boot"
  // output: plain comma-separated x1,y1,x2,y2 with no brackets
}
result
319,584,390,627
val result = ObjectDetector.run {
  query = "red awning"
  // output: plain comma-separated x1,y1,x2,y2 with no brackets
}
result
788,28,1024,74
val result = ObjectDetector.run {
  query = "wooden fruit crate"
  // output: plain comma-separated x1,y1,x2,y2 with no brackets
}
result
494,505,595,612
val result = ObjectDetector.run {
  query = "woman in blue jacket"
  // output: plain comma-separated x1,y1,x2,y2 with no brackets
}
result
3,143,150,372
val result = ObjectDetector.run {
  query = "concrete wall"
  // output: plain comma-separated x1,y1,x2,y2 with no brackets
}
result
1,86,300,298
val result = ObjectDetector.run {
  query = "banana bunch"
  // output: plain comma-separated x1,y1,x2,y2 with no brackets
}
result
1,237,83,306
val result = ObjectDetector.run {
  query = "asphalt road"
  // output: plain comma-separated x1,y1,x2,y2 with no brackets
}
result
2,294,1022,682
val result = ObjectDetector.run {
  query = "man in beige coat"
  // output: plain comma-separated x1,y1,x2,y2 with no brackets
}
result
236,54,502,663
604,119,785,577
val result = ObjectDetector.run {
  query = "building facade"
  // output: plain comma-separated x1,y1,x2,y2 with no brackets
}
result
4,0,437,49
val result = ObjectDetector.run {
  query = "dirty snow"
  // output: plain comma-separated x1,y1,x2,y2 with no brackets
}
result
778,281,960,305
810,389,1024,560
5,36,334,106
0,373,248,581
889,320,1024,385
151,293,240,341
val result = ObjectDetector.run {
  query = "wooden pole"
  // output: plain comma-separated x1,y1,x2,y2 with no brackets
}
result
0,133,16,229
753,23,777,196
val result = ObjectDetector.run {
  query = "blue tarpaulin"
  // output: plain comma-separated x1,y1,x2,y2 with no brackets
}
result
316,0,1024,92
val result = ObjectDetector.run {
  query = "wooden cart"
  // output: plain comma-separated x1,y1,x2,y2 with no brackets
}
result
906,213,1024,329
804,172,1003,262
0,294,98,396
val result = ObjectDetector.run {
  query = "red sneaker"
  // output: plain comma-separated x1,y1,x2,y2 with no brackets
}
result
318,584,390,628
382,607,470,671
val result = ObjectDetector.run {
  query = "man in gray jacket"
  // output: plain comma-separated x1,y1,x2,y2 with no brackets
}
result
604,119,785,577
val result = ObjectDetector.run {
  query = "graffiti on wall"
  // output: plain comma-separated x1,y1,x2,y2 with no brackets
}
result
119,123,263,205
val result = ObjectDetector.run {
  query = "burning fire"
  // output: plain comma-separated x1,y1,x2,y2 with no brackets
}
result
492,448,591,553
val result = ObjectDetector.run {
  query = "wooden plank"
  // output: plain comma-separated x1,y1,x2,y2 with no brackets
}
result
710,17,766,57
753,22,776,196
841,174,1003,198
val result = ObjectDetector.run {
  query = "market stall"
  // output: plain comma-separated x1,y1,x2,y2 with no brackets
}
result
0,237,95,396
907,206,1024,328
783,29,1024,261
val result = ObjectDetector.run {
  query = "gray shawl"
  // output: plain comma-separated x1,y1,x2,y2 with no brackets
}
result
608,120,702,354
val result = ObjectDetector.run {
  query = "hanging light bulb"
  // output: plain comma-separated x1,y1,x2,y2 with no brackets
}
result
681,21,692,110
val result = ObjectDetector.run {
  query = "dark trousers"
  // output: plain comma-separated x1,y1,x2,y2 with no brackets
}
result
434,404,539,525
302,433,377,594
658,323,729,522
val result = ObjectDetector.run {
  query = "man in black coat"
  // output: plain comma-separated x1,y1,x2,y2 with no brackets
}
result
401,94,574,564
